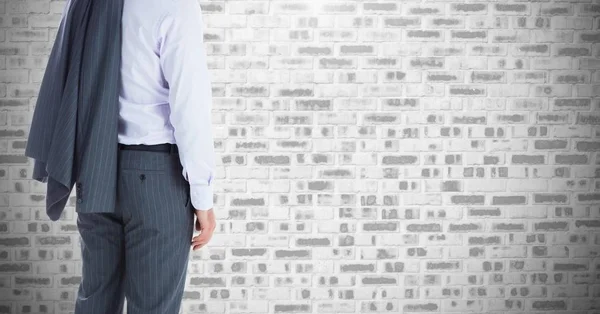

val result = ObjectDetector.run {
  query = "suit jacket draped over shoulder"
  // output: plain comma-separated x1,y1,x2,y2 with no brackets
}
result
25,0,124,221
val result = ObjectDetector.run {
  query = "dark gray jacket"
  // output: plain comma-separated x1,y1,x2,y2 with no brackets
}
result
24,0,123,221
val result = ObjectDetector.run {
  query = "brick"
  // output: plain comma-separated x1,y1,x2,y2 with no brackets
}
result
2,1,599,311
364,3,397,12
8,29,47,42
494,3,529,15
406,4,444,15
406,30,442,41
451,3,487,13
7,0,49,14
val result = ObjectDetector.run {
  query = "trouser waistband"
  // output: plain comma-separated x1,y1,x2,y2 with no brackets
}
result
118,143,178,154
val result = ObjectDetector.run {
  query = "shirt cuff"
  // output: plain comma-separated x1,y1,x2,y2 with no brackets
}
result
190,183,214,211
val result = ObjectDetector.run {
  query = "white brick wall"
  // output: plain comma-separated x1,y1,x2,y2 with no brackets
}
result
1,0,599,313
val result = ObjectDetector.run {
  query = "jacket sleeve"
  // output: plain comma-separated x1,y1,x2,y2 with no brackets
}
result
158,0,215,211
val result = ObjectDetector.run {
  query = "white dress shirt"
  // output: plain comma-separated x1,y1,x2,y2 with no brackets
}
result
116,0,215,211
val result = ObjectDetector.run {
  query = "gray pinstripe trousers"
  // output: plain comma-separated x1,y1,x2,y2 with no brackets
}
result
74,147,195,314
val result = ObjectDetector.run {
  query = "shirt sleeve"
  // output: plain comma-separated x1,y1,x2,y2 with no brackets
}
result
158,0,215,211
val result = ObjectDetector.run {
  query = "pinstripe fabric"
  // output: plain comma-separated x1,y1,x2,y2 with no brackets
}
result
24,0,123,221
75,148,194,314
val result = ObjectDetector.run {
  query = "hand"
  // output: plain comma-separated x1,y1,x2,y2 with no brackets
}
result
191,208,215,250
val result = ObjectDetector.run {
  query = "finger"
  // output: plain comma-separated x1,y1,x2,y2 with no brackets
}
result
191,235,213,247
195,237,210,246
192,230,212,240
192,227,213,240
192,212,215,245
192,232,213,244
191,242,207,250
191,238,209,249
194,222,215,240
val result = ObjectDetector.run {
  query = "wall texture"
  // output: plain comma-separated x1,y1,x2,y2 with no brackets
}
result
1,0,600,313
